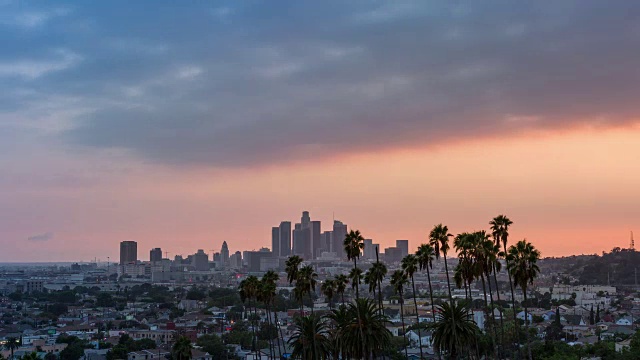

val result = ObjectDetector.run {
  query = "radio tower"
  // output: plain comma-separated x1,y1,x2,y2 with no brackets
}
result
631,231,635,250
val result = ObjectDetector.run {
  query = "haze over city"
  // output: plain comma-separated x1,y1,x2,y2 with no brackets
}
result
2,1,640,262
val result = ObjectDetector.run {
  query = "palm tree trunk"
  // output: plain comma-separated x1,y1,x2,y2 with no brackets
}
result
505,244,520,357
400,293,409,360
425,266,442,360
411,275,424,360
354,258,359,299
493,264,506,358
524,289,532,360
378,279,384,316
480,273,496,357
443,255,453,306
265,305,275,360
249,300,257,352
486,271,500,359
341,291,345,306
274,310,285,358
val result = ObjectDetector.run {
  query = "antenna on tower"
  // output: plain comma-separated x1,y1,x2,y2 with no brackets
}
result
631,231,635,250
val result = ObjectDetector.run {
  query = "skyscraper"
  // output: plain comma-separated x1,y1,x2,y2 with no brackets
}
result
310,220,321,259
320,231,333,256
150,248,162,262
332,220,348,259
221,241,230,267
363,239,374,260
272,226,280,257
292,223,311,259
193,249,209,271
279,221,292,257
120,241,137,265
396,240,409,258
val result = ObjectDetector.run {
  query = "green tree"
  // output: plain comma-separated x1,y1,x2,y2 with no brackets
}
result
332,298,392,360
195,334,230,359
430,224,454,305
320,279,336,309
288,313,331,360
507,239,541,360
4,337,20,360
334,274,349,306
285,255,303,285
429,302,480,358
401,254,423,360
390,270,410,359
343,230,365,299
171,336,192,360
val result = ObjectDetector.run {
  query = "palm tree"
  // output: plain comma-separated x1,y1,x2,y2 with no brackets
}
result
476,230,500,357
239,276,260,351
333,298,392,360
369,261,387,313
4,337,20,360
288,314,332,360
260,271,280,358
348,267,363,297
429,302,480,358
343,229,365,299
321,279,336,309
286,255,303,285
390,270,410,359
507,239,541,360
328,304,351,359
491,216,517,321
298,265,318,312
334,274,349,305
171,336,193,360
430,224,454,305
401,254,423,360
416,244,439,326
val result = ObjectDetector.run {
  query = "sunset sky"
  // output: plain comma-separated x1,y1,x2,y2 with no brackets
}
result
1,1,639,262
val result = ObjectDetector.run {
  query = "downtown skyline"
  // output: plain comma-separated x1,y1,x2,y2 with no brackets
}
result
2,1,640,262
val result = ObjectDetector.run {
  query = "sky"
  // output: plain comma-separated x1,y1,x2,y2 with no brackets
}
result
1,1,639,262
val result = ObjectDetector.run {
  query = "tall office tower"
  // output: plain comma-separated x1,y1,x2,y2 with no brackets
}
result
396,240,409,258
279,221,292,257
310,220,321,259
272,227,280,257
332,220,348,259
320,231,332,256
301,211,310,228
193,249,209,271
385,247,401,263
150,248,162,262
293,223,311,259
120,241,138,265
363,239,374,260
221,241,230,267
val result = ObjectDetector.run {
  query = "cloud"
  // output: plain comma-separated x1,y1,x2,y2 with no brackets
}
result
0,49,81,79
28,232,54,241
2,1,640,168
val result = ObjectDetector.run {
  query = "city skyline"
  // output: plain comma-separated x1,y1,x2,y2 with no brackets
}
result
2,1,640,262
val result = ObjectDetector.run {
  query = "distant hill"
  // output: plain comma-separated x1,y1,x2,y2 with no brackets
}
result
540,248,640,286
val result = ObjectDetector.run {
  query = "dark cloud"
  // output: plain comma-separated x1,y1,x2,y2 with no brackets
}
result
27,232,54,241
2,1,640,167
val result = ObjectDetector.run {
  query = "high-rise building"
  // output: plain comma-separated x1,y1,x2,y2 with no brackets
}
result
293,223,311,259
384,247,401,263
363,239,374,260
279,221,292,257
192,249,209,271
301,211,310,228
229,251,242,269
120,241,137,265
221,241,230,267
150,248,162,262
320,231,333,256
332,220,348,259
310,220,321,259
272,227,280,257
396,240,409,259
